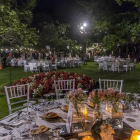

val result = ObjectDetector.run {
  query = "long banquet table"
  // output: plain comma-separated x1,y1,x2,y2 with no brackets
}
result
0,99,140,140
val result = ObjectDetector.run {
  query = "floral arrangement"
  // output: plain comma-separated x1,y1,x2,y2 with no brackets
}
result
88,90,104,116
67,88,86,116
103,88,124,113
67,88,86,104
89,90,104,105
13,71,95,97
103,88,124,103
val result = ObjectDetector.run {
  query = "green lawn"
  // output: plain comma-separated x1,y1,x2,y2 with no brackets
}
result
0,62,140,119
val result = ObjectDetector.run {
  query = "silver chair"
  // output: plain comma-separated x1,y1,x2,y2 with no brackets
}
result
54,79,75,100
4,83,30,114
99,78,123,93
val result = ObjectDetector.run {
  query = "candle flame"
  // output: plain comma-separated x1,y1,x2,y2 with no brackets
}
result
85,106,88,117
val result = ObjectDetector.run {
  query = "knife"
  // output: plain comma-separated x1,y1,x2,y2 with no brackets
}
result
7,111,22,122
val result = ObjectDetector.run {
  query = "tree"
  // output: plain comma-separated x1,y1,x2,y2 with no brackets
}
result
0,0,38,68
76,0,140,56
36,21,78,56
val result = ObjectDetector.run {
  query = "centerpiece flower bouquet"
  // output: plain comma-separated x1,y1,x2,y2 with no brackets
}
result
67,88,86,116
103,88,124,113
88,90,104,116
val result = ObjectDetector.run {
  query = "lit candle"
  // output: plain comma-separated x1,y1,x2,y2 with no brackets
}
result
84,106,88,118
82,136,94,140
130,130,140,140
80,106,88,117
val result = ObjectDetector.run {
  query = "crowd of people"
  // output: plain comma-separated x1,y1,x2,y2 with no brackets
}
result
1,51,54,68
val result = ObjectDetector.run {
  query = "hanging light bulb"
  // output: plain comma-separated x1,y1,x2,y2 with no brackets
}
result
81,26,84,30
83,23,87,27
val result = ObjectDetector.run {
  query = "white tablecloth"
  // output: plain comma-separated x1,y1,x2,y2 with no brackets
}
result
0,99,140,139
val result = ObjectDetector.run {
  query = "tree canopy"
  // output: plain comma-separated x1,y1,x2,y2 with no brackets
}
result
76,0,140,54
36,21,78,55
0,0,38,48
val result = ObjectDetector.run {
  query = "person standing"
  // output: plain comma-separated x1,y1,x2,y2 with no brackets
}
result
3,54,7,68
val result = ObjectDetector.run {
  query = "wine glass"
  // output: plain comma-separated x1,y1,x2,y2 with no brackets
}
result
23,101,36,115
130,101,139,117
30,118,39,131
25,120,34,140
133,93,139,105
44,94,50,102
50,93,55,101
52,128,65,140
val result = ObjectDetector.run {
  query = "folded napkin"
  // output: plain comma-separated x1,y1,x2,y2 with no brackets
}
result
0,127,11,140
9,120,24,127
1,135,11,140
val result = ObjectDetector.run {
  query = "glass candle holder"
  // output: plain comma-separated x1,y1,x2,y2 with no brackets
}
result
130,130,140,140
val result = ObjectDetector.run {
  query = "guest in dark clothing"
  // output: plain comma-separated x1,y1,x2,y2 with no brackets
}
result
47,55,51,60
3,55,7,68
32,52,39,59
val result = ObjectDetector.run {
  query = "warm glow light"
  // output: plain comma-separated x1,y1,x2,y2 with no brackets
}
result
80,106,88,117
130,130,140,140
82,136,94,140
81,26,84,30
0,66,2,70
85,106,88,118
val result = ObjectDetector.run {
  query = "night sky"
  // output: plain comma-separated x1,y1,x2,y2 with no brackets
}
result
32,0,89,40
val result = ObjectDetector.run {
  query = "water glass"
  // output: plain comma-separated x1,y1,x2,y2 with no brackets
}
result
130,101,139,117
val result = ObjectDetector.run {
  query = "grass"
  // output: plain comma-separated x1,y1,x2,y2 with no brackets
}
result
0,62,140,119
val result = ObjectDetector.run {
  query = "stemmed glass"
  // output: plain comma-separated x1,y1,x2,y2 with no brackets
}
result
133,93,139,105
38,99,47,113
52,127,65,140
23,101,36,115
130,101,139,117
49,93,56,109
27,120,34,140
44,94,50,102
50,93,55,102
17,121,29,137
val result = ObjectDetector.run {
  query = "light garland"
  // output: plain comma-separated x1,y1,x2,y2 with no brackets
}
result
0,48,34,51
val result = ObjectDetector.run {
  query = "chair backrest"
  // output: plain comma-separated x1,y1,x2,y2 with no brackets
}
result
99,78,123,93
4,83,30,114
54,79,75,98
